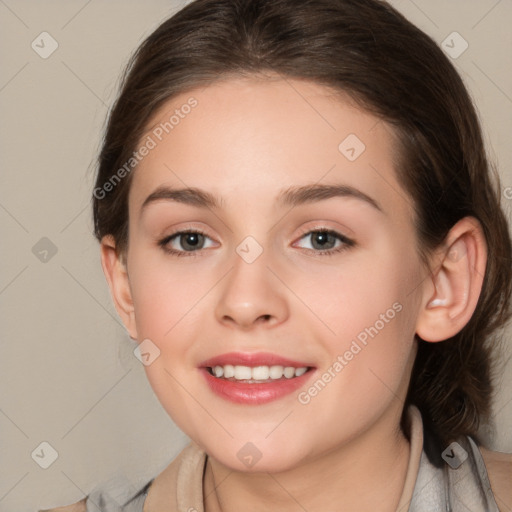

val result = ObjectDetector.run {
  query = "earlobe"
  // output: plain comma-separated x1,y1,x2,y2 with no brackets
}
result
100,235,138,340
416,217,487,343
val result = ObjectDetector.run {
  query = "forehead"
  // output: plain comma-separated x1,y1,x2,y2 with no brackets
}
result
129,77,412,220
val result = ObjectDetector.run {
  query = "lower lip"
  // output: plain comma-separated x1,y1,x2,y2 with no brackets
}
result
200,368,315,405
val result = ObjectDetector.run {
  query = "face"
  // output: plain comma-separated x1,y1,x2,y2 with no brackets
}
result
120,77,426,472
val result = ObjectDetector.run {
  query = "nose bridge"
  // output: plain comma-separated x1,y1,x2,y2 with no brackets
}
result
214,238,289,329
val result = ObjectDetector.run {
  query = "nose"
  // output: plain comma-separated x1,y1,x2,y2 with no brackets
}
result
214,252,289,330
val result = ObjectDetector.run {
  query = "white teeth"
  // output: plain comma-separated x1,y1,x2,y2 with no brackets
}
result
252,366,270,380
234,365,252,380
295,367,307,377
269,365,284,379
283,366,295,379
223,364,235,378
210,364,308,381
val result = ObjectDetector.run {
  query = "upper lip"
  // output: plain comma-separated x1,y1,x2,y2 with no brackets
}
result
199,352,314,368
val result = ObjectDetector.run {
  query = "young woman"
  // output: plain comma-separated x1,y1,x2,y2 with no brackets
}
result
45,0,511,510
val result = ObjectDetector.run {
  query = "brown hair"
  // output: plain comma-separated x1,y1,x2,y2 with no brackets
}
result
92,0,512,447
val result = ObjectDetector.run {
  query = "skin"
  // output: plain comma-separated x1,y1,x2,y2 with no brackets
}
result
101,76,487,511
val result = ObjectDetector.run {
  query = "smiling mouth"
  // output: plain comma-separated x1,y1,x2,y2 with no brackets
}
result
206,364,312,383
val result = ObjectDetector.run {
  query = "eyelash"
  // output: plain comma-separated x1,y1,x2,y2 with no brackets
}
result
294,227,355,257
158,228,355,258
158,228,211,258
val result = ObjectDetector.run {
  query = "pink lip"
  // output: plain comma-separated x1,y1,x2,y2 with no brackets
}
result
199,351,312,368
199,352,316,405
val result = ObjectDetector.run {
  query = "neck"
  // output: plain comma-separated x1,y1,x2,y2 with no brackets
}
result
204,404,411,512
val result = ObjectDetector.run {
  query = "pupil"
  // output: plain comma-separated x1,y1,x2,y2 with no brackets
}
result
182,233,203,251
312,231,334,250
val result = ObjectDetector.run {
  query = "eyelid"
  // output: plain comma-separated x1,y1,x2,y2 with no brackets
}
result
295,218,355,237
158,221,218,243
294,223,354,242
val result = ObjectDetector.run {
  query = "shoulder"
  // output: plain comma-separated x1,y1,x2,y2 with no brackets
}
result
39,497,87,512
480,446,512,512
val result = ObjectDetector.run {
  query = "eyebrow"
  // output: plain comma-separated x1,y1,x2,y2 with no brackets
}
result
278,183,382,212
140,183,382,214
141,186,221,212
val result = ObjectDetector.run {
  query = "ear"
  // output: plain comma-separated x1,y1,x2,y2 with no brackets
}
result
416,217,487,342
100,235,138,340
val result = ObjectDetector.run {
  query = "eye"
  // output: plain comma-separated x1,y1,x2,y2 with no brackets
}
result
294,229,354,254
159,230,216,255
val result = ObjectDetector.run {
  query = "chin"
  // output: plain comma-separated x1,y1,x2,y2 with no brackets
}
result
200,436,311,474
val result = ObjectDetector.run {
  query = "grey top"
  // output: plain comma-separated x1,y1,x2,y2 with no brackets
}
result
84,474,151,512
83,419,500,512
408,432,499,511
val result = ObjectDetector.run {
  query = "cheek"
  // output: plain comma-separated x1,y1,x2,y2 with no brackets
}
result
292,245,418,345
127,251,211,434
294,244,420,399
127,251,221,415
129,250,216,340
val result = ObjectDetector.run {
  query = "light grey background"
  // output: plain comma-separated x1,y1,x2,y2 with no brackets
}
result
0,1,511,511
